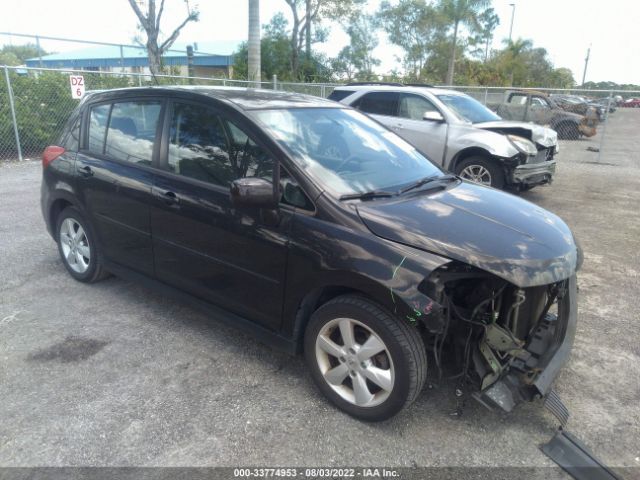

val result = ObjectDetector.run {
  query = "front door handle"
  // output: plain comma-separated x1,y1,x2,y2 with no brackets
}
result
154,188,180,206
77,165,93,177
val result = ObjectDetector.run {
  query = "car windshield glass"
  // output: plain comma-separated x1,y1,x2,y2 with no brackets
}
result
436,94,501,123
252,108,443,196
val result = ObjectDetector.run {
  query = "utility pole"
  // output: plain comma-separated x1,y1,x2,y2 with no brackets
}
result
248,0,261,86
508,3,516,42
582,45,591,86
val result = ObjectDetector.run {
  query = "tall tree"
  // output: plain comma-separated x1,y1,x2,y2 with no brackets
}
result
282,0,364,79
437,0,490,85
331,14,381,81
248,0,261,83
0,44,47,66
234,13,330,81
127,0,199,76
377,0,442,80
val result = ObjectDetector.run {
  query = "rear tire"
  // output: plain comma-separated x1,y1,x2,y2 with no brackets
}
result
304,295,427,421
455,156,505,189
56,206,108,283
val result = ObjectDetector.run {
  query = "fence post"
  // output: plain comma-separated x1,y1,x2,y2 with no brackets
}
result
597,91,613,163
273,74,277,90
483,88,488,105
321,85,326,98
4,66,23,161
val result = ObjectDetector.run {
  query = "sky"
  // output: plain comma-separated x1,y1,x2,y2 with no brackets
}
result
1,0,638,84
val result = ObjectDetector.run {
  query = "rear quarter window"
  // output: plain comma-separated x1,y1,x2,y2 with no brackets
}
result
327,90,355,102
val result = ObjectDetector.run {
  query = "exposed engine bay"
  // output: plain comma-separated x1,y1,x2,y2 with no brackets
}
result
421,262,576,413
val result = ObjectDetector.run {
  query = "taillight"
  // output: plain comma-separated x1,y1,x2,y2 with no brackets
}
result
42,146,66,169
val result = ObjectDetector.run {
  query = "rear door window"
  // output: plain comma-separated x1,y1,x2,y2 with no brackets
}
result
105,101,162,165
327,90,355,102
357,92,400,117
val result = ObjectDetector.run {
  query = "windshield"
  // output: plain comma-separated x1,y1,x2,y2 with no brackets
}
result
252,108,443,196
437,94,501,124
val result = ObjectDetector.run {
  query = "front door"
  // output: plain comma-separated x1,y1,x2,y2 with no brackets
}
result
394,93,447,164
150,100,290,330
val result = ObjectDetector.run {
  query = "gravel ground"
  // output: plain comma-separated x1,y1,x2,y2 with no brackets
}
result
0,110,638,474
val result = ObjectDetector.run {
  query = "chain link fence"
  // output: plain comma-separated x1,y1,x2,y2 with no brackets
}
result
2,64,639,161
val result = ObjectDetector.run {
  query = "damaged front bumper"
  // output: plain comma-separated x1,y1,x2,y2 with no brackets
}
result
512,160,557,186
474,275,577,412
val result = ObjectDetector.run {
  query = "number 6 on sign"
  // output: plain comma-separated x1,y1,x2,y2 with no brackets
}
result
69,75,85,99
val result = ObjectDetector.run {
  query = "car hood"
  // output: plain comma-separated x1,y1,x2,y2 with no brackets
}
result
475,121,557,148
357,181,579,287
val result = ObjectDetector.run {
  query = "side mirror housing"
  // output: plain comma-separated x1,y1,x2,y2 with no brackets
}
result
230,177,277,208
423,111,445,122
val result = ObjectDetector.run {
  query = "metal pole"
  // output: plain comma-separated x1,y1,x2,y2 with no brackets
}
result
581,46,591,86
508,4,516,42
596,91,612,163
272,74,277,90
186,45,194,82
483,88,488,105
4,66,23,161
36,35,43,67
120,45,125,73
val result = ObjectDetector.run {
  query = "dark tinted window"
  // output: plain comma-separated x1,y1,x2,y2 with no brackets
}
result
168,103,274,187
398,93,438,120
357,92,399,116
328,89,355,102
105,101,161,165
88,104,110,154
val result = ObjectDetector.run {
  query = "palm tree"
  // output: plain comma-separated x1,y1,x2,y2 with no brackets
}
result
439,0,490,85
248,0,261,85
502,38,532,85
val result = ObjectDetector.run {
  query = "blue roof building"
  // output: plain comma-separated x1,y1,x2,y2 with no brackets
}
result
25,40,242,77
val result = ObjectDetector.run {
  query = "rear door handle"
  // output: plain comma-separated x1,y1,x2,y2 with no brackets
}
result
77,165,93,177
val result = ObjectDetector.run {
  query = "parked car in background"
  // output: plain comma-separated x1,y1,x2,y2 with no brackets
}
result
41,86,581,421
550,94,606,121
489,90,599,140
330,84,558,190
589,97,616,114
621,98,640,108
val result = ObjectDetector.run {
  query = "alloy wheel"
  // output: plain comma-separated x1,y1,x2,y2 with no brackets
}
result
59,218,91,274
315,318,395,408
459,164,493,185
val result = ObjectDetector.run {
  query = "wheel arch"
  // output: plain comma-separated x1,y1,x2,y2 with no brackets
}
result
291,285,384,354
48,194,81,240
450,147,499,173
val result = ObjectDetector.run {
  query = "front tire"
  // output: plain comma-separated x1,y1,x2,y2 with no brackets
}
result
304,295,427,421
455,156,505,189
56,206,108,283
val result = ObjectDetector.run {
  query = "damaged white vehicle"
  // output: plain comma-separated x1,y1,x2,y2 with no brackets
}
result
330,84,559,190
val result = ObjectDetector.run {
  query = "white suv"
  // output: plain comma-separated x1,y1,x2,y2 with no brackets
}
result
329,84,559,190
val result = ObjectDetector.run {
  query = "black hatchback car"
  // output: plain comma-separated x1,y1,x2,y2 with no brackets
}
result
41,87,581,421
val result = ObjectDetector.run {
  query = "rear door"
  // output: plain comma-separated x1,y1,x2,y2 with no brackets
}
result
76,97,163,276
395,93,447,164
354,91,400,131
149,99,291,330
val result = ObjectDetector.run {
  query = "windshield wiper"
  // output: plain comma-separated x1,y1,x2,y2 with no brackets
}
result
339,190,395,201
399,173,458,195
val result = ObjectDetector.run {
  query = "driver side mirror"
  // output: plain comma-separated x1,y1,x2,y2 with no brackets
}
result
230,177,277,209
423,111,445,122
